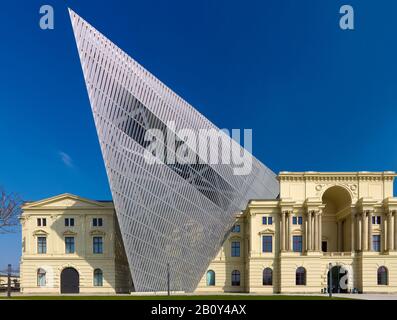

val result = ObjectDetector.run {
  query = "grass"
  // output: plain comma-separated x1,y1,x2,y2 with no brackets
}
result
1,295,353,300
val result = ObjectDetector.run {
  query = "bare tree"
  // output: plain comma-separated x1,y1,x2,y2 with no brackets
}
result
0,188,22,234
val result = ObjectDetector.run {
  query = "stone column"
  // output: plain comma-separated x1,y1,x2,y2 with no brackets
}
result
314,212,319,251
394,211,397,252
357,214,361,251
318,213,322,251
287,211,291,251
281,211,286,251
302,212,307,253
362,211,368,251
388,211,393,251
307,211,312,251
337,220,343,252
351,212,355,252
368,211,373,252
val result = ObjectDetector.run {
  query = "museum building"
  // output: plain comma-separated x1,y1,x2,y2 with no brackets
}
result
20,171,397,294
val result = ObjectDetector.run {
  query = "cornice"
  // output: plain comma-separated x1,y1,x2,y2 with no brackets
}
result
278,171,396,182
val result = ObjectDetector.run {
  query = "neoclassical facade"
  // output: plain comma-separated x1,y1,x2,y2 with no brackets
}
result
19,194,132,294
20,172,397,294
196,171,397,293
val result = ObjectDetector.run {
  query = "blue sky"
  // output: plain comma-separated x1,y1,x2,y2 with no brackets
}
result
1,0,397,268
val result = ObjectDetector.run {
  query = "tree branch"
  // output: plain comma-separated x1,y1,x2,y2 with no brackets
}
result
0,187,23,234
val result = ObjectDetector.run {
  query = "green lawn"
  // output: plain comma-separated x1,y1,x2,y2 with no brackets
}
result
1,295,353,300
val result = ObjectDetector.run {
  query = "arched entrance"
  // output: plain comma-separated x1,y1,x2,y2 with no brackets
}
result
321,186,352,252
327,266,348,293
60,267,79,294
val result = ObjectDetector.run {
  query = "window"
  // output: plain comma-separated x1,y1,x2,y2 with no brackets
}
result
206,270,215,286
231,270,240,286
37,237,47,254
232,224,240,233
293,235,303,252
94,269,103,286
377,266,388,285
37,218,47,227
65,218,75,227
231,241,240,257
93,218,103,227
322,241,328,252
293,216,303,225
93,237,103,254
262,236,273,253
296,267,306,285
262,216,273,225
298,216,303,225
372,235,381,252
37,268,46,287
65,237,75,254
263,268,273,286
372,216,381,225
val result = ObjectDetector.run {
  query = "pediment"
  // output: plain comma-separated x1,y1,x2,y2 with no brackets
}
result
33,229,48,236
90,229,106,236
63,230,77,236
23,193,112,210
259,228,275,235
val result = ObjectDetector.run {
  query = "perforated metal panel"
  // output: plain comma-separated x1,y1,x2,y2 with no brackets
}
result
69,9,279,292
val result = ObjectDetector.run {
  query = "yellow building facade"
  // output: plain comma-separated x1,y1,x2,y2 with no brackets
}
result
20,172,397,294
19,194,131,294
196,171,397,293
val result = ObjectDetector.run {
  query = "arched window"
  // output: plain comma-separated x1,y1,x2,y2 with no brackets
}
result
231,270,240,286
263,268,273,286
377,266,388,285
37,268,46,287
296,267,306,286
93,268,103,287
206,270,215,286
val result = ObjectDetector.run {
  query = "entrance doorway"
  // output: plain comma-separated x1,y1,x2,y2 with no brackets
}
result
327,266,348,293
60,267,79,294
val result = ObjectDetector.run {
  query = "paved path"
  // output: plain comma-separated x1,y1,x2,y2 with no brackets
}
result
333,293,397,300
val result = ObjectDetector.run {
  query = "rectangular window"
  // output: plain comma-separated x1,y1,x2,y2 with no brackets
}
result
93,218,103,227
37,218,46,227
262,217,267,225
268,217,273,225
65,237,75,254
293,235,303,252
37,237,47,254
262,236,273,253
232,224,240,233
376,216,381,225
93,236,103,254
65,218,75,227
372,216,375,225
231,241,240,257
373,235,381,252
292,217,297,225
298,216,303,225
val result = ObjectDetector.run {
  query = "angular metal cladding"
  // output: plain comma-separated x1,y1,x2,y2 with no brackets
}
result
69,8,279,292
